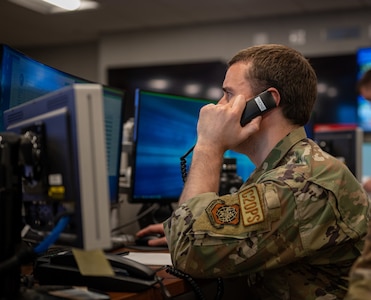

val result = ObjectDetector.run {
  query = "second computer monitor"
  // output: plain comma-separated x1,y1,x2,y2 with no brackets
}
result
131,89,256,204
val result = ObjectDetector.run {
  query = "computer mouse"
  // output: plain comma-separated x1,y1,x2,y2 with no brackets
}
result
134,235,161,246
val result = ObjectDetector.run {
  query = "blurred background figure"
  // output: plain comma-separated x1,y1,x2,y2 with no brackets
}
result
345,220,371,300
358,69,371,193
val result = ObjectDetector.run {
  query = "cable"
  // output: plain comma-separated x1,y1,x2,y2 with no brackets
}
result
0,215,70,274
166,266,205,300
155,274,172,299
111,202,160,234
34,215,70,254
166,266,224,300
0,244,33,275
215,277,224,300
180,145,194,183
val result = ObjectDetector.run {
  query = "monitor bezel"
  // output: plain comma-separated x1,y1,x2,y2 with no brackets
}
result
4,84,112,250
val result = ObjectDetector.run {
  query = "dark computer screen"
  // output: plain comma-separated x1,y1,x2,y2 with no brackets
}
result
314,126,363,181
131,89,256,204
0,44,124,203
309,54,358,127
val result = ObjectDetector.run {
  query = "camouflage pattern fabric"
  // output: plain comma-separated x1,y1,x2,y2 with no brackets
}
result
164,127,370,300
345,220,371,300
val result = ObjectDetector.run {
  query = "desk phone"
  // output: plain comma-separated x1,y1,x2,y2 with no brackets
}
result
34,251,158,292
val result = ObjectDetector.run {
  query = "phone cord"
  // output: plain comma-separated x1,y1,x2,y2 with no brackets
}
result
180,145,195,183
180,149,226,299
166,266,224,300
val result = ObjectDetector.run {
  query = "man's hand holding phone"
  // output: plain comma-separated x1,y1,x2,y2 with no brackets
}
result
240,90,277,126
178,94,262,203
196,94,262,154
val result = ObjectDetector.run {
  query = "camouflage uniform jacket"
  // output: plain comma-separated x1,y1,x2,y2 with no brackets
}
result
164,127,370,300
345,220,371,300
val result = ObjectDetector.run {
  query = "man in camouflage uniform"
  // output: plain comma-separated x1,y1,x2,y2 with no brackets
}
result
163,44,370,299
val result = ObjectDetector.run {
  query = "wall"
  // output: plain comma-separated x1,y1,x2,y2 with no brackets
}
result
18,10,371,88
99,9,371,83
20,42,99,82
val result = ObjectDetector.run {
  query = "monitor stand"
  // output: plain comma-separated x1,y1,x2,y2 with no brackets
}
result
137,203,173,229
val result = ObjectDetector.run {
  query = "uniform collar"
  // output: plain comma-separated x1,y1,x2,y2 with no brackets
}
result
247,127,307,181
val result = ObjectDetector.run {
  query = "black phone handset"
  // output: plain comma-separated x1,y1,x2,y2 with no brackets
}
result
180,90,277,182
240,90,277,126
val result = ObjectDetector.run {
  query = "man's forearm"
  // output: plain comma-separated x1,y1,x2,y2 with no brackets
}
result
178,144,224,205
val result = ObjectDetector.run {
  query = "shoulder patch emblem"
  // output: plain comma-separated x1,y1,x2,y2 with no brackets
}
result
239,185,265,226
206,199,240,229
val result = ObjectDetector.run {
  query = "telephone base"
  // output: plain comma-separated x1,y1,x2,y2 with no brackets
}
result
34,261,158,293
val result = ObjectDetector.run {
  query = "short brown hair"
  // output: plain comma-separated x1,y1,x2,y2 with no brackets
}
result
228,44,317,126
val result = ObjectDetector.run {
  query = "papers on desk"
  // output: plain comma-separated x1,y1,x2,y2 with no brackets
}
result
123,252,173,266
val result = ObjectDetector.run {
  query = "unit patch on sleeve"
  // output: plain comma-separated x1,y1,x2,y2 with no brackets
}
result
239,185,265,226
205,199,240,229
192,185,279,236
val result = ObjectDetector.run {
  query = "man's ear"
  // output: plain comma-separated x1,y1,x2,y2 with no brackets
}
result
267,88,280,106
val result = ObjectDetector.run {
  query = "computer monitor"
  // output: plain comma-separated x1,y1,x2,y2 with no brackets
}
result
309,54,358,127
0,44,124,203
314,125,363,181
3,84,112,250
101,86,125,204
131,89,256,205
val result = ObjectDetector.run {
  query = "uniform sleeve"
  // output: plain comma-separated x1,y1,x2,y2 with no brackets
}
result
164,178,364,279
164,182,302,278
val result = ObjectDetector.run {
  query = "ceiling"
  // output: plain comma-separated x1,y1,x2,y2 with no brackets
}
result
1,0,371,48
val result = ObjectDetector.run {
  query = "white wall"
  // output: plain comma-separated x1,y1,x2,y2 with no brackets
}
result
18,10,371,87
98,10,371,83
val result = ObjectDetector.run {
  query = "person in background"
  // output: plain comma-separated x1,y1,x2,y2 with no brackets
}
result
160,44,370,299
357,69,371,193
345,220,371,300
358,69,371,101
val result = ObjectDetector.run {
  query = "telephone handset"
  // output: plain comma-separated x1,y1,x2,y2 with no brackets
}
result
240,90,277,126
180,90,277,182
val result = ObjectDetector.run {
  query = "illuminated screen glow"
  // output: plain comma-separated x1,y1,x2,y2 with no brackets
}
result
0,44,124,203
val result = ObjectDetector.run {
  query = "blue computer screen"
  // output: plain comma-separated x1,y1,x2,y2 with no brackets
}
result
357,47,371,132
131,89,256,203
0,44,124,203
